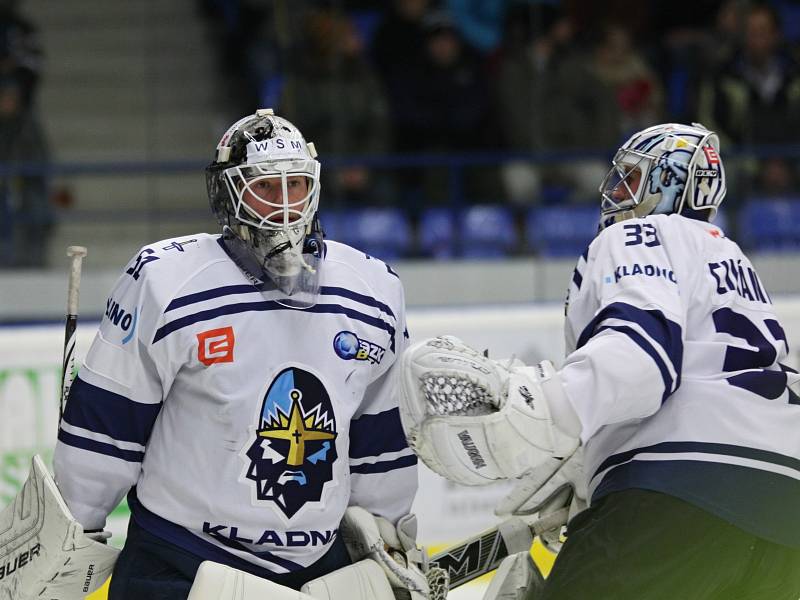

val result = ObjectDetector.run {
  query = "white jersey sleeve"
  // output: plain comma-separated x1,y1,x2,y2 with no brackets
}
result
561,216,687,441
53,242,182,529
347,286,417,524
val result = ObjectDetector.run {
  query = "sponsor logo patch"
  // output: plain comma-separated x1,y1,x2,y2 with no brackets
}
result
197,326,235,366
332,331,385,365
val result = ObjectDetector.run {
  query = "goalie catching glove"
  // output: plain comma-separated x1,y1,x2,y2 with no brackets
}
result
399,336,581,486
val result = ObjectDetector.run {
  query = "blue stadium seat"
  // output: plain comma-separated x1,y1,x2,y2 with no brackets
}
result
460,205,517,259
526,205,599,257
418,208,456,259
738,197,800,251
335,207,412,261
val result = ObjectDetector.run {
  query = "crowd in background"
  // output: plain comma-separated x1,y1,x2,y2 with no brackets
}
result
5,0,800,266
0,0,50,268
199,0,800,216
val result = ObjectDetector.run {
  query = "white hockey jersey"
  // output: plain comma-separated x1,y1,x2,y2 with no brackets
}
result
562,214,800,547
53,234,417,575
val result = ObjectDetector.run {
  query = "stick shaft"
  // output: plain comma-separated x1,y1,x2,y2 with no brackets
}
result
60,246,87,422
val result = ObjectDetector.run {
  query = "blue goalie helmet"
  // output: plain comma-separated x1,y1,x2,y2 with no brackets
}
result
599,123,726,229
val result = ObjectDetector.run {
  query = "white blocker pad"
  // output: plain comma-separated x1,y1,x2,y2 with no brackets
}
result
188,561,317,600
0,454,119,600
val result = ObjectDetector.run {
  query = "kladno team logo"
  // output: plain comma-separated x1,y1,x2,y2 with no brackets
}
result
241,367,338,519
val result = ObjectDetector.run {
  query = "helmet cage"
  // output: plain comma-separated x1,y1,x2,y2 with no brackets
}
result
223,159,321,234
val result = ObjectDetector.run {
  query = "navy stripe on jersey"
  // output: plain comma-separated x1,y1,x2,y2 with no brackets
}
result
166,285,257,312
571,249,590,291
58,429,145,462
599,325,675,402
350,454,418,474
577,302,682,392
153,301,396,351
320,286,395,319
128,489,306,573
349,408,409,459
167,284,394,320
591,459,800,548
592,441,800,482
63,377,162,445
572,268,583,290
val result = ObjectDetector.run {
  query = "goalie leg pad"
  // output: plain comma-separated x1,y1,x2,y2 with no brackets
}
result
481,551,544,600
0,454,119,600
399,336,579,486
301,558,395,600
188,561,316,600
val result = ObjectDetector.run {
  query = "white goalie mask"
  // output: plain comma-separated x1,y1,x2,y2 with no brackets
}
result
599,123,726,229
207,109,323,299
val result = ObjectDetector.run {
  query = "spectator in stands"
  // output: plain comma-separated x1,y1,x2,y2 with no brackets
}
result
371,0,431,89
0,1,50,269
493,4,575,204
388,10,496,207
698,2,800,199
445,0,508,56
279,8,392,207
551,23,663,200
699,2,800,146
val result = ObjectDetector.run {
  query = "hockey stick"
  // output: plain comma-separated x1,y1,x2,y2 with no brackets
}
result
428,507,568,589
59,245,87,423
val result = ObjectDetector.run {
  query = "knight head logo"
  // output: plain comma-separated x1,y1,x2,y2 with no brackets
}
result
242,367,338,519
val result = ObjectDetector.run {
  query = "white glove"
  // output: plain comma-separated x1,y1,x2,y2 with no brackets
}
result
495,448,588,553
399,336,580,486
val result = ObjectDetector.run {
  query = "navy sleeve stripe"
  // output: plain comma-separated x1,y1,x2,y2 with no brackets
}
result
167,285,258,312
350,454,418,474
320,286,395,319
577,302,683,386
63,377,162,445
592,441,800,482
349,408,409,459
598,324,675,401
58,429,145,463
154,301,396,351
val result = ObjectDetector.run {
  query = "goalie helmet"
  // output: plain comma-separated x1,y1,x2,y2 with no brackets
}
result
206,109,323,299
599,123,726,229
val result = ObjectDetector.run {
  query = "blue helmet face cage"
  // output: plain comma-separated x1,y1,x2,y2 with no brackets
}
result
599,123,727,229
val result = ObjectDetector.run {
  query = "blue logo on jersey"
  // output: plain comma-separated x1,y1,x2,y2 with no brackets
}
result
242,367,338,519
612,263,677,284
104,298,138,344
333,331,385,365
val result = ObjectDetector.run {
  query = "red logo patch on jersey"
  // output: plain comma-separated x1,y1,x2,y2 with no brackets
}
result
197,326,235,366
703,146,720,164
708,228,721,238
